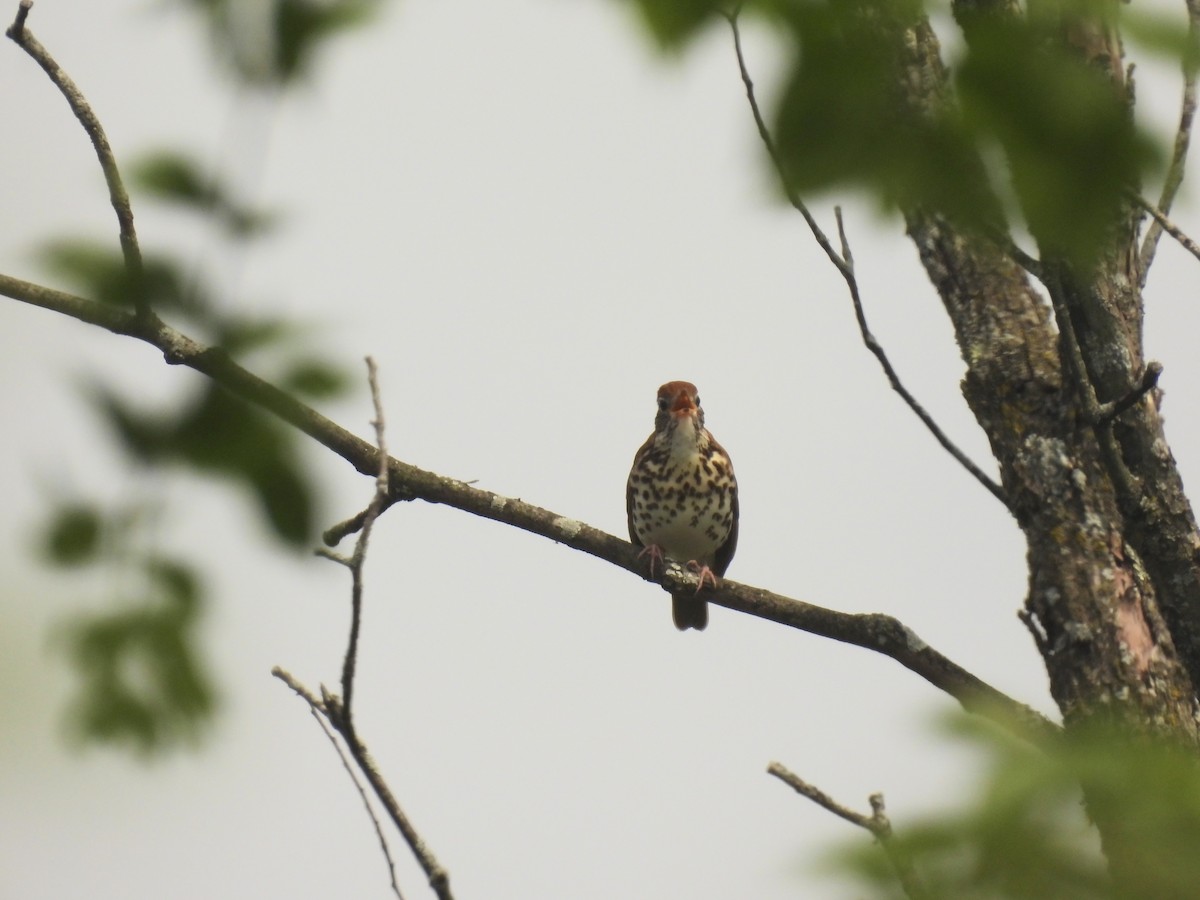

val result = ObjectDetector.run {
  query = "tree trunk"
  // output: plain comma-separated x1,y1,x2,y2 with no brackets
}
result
887,14,1200,737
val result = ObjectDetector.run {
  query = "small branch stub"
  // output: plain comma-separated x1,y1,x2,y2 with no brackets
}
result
1095,362,1163,426
768,763,928,900
6,0,32,38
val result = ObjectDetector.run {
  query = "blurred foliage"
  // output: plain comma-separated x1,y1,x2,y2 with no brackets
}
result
175,0,382,85
623,0,1198,267
26,2,368,755
89,383,316,547
42,503,103,567
40,146,349,553
132,152,279,237
827,715,1200,899
41,504,216,756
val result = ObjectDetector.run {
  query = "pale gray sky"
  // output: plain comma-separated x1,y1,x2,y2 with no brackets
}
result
2,1,1198,898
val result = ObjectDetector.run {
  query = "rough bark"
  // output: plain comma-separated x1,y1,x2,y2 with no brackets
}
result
881,13,1200,739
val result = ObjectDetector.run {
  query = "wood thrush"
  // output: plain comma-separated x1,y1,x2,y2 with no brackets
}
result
626,381,739,631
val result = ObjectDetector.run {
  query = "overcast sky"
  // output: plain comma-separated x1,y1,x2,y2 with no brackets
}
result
3,1,1199,897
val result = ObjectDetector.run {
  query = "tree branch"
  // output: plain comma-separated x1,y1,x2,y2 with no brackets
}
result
0,273,1058,744
768,763,929,900
723,9,1010,512
6,1,147,316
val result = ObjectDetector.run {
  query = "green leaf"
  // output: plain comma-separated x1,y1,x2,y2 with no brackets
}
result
41,240,213,318
772,0,1006,230
273,0,379,82
247,454,314,546
829,714,1200,898
130,150,280,238
59,594,216,755
144,557,203,613
213,315,299,357
956,17,1160,266
131,151,217,207
623,0,727,49
280,358,349,399
1119,7,1200,75
87,387,173,462
87,384,317,546
41,504,102,566
163,386,316,546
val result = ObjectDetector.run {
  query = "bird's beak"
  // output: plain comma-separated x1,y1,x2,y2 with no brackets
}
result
670,393,697,416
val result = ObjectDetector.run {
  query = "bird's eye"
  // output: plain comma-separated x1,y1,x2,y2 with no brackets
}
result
694,395,701,407
657,397,669,410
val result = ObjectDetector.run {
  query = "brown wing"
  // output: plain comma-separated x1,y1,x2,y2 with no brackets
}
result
712,439,738,577
626,433,654,546
713,488,738,576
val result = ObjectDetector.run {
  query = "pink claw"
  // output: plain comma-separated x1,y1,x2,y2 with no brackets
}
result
686,561,720,593
637,543,666,578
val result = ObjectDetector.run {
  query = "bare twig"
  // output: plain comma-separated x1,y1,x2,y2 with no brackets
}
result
833,209,1010,508
294,360,452,898
337,356,391,728
311,709,406,900
1138,0,1199,285
768,763,929,900
720,7,848,277
273,663,454,900
1132,193,1200,268
6,1,147,315
723,10,1009,511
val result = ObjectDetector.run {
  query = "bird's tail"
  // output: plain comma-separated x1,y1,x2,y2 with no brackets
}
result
672,594,708,631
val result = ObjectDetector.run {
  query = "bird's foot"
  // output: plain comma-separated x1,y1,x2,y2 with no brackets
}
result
638,543,666,578
686,561,720,593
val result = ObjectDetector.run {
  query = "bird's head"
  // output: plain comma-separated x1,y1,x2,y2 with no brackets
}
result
654,380,705,436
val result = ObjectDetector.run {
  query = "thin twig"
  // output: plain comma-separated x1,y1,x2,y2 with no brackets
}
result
338,356,391,728
724,10,1009,511
768,763,929,900
277,361,453,899
341,726,452,900
1138,0,1199,286
273,666,454,900
835,212,1010,508
1132,193,1200,268
6,1,147,316
721,7,848,278
310,709,405,900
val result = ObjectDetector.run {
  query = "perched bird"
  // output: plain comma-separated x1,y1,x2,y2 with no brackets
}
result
626,380,739,631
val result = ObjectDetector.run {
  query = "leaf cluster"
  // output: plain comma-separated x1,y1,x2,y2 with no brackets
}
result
176,0,382,85
41,504,215,756
33,145,348,751
829,717,1200,899
626,0,1196,265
